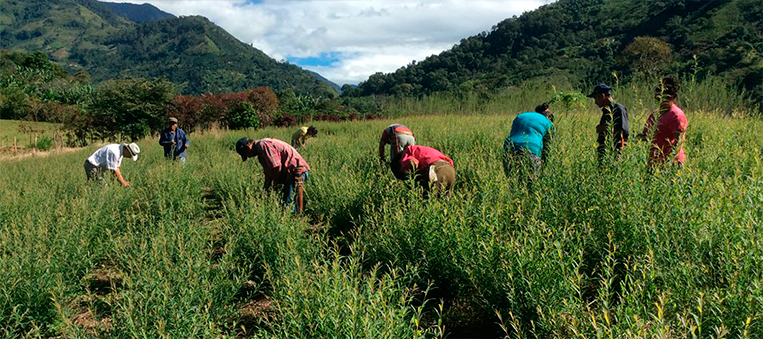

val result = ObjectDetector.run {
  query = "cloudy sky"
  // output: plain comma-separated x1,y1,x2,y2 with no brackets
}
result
99,0,549,86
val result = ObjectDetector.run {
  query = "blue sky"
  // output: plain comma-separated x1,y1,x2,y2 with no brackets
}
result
100,0,548,85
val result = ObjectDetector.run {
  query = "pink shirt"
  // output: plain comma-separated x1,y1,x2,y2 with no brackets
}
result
400,145,453,173
255,138,310,174
642,103,688,165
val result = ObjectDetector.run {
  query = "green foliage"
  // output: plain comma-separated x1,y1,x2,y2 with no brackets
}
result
32,136,53,151
1,93,762,337
347,0,763,108
227,101,260,130
86,78,175,141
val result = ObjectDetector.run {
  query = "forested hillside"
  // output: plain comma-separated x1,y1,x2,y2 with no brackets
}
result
0,0,337,96
346,0,762,105
102,2,175,23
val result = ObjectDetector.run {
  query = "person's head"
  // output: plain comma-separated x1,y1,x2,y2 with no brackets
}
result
654,76,680,103
168,117,178,131
534,102,553,122
235,137,256,162
587,83,613,107
122,143,141,161
389,152,410,180
307,126,318,137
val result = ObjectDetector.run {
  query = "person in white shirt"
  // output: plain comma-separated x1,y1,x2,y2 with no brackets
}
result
84,143,140,187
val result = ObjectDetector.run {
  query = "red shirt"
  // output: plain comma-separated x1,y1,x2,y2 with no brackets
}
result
381,124,414,144
400,145,453,173
255,138,310,174
641,103,688,165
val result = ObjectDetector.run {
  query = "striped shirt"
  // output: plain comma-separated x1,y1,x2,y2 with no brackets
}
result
381,124,414,144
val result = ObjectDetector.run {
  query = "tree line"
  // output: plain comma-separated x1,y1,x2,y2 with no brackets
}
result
0,50,383,146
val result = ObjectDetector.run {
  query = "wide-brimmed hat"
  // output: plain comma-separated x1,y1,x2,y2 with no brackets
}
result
124,143,140,161
168,117,178,123
587,83,612,98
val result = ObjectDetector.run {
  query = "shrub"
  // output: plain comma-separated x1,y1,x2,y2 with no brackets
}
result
227,101,260,130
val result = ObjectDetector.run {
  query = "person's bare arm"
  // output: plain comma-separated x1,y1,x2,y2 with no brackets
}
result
112,168,129,187
379,141,387,163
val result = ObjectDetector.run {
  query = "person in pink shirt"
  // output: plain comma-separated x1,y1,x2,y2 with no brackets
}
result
390,145,455,197
236,137,310,212
637,76,688,168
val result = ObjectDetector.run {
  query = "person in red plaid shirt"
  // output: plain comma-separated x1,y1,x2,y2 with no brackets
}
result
236,137,310,212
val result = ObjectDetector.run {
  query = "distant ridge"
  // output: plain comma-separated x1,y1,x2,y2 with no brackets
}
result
103,2,175,23
0,0,337,96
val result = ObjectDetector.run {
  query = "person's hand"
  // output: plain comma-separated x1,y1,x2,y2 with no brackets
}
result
171,141,177,146
595,124,606,134
123,181,130,187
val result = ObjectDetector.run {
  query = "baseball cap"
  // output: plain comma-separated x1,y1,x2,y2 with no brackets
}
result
587,83,612,98
168,117,178,123
124,143,141,161
235,138,252,162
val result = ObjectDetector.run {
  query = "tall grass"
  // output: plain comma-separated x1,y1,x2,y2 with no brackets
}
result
1,91,761,338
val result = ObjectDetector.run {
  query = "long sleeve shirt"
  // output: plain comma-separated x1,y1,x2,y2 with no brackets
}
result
596,102,629,159
255,138,311,184
159,127,189,159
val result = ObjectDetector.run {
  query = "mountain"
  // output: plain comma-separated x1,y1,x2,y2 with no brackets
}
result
0,0,337,97
307,70,342,93
346,0,762,102
102,2,175,23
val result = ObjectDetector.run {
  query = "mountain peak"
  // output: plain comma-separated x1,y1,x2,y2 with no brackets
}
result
102,2,175,23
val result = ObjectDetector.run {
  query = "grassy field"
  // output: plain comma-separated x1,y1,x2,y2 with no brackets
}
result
0,119,63,150
1,101,762,338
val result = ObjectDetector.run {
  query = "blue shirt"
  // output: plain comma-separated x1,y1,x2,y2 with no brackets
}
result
159,127,189,158
504,112,553,157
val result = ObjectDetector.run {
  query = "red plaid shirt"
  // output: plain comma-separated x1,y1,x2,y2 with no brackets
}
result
255,138,310,174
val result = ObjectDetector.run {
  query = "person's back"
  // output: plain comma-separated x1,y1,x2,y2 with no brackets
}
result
87,144,123,169
506,112,553,156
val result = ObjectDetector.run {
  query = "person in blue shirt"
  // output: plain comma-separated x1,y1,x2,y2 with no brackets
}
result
503,103,554,187
159,117,190,165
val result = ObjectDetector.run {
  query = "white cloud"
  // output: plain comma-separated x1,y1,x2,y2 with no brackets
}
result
99,0,548,85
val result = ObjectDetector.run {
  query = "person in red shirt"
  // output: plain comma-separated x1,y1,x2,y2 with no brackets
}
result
390,145,455,197
637,76,688,168
379,124,416,164
236,137,310,212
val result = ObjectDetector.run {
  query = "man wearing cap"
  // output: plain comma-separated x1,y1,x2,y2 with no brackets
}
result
236,137,310,212
379,124,416,164
587,84,629,165
159,117,190,165
84,143,140,187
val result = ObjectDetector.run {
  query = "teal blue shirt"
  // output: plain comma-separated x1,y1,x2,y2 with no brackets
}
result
504,112,553,156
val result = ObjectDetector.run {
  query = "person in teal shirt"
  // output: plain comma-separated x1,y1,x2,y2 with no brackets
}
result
503,103,554,187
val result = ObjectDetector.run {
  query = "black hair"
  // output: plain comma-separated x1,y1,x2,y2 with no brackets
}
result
535,102,554,122
307,126,318,136
534,102,549,114
389,152,410,180
657,76,680,98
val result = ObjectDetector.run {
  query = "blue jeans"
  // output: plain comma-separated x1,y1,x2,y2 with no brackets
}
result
283,171,309,213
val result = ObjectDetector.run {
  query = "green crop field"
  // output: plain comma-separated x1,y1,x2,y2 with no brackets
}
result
1,103,762,338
